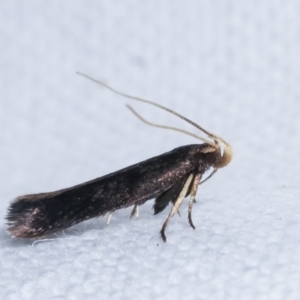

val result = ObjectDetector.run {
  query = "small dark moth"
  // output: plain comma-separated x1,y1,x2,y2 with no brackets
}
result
6,73,232,242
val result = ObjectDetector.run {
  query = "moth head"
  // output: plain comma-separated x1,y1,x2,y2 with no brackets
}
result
209,134,233,169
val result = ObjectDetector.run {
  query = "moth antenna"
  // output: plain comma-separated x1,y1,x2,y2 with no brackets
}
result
77,72,233,167
126,105,215,147
77,73,214,139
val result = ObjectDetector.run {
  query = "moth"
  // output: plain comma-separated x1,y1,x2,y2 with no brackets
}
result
6,73,232,242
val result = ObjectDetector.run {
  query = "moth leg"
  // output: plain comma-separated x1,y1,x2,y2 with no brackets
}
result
188,173,202,229
130,204,139,219
191,169,216,205
160,173,194,242
154,174,189,215
107,212,113,225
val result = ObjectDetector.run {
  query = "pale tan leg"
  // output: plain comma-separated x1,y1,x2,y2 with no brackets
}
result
107,213,113,225
188,173,202,229
130,204,139,219
160,173,194,242
192,169,216,204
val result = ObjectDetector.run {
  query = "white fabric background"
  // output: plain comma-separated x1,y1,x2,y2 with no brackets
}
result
1,1,300,299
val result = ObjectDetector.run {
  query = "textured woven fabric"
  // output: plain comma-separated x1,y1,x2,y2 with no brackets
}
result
1,1,300,299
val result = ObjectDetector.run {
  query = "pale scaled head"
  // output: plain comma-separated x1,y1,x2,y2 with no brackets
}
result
77,72,233,170
204,131,233,169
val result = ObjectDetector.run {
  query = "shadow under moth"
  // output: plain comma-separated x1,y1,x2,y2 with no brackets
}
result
6,73,232,242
